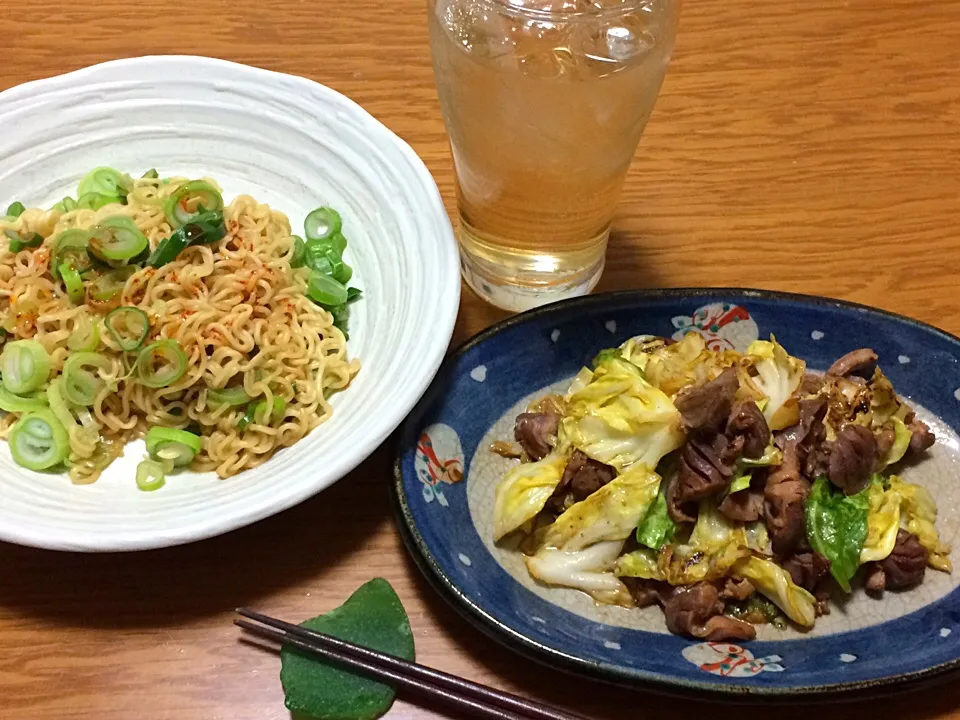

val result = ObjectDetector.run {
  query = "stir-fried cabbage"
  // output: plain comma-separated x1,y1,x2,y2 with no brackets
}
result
657,501,750,585
493,453,568,541
740,336,805,431
889,476,953,572
733,556,817,627
619,333,738,397
860,481,902,563
880,417,912,468
540,464,662,552
562,356,684,472
525,540,634,606
615,547,662,579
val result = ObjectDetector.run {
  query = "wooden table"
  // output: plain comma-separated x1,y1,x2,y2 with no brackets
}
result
2,1,959,718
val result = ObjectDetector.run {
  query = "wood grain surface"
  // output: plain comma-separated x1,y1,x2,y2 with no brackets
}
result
2,1,960,718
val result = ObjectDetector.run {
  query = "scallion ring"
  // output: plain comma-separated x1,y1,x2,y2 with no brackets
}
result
0,386,49,414
5,229,44,253
163,181,223,228
8,409,69,471
6,201,25,218
59,262,84,304
1,339,51,395
77,192,124,211
145,426,202,467
67,314,100,352
141,169,159,180
89,216,148,262
237,397,286,431
78,167,133,199
304,207,342,243
290,235,306,268
137,339,187,388
307,272,348,307
51,229,92,278
136,459,166,491
61,352,111,406
105,307,150,352
207,386,250,407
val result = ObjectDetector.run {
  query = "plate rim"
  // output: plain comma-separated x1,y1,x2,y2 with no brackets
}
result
391,287,960,699
0,54,461,552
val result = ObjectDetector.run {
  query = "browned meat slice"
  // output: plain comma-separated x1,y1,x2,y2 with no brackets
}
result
514,412,559,461
827,348,878,378
622,578,675,608
828,425,878,495
717,577,755,601
560,449,616,502
907,417,936,455
864,564,886,593
880,530,928,590
764,443,810,556
674,367,739,434
801,372,825,396
719,485,765,522
663,583,757,641
876,425,896,460
727,399,770,459
783,551,831,592
671,434,738,514
665,471,697,524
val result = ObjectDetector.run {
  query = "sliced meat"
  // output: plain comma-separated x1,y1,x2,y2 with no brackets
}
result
674,368,739,434
827,348,878,378
673,434,738,508
717,577,755,602
880,530,928,590
783,551,831,592
513,412,559,461
907,417,936,456
764,443,809,556
727,399,770,459
560,449,615,502
718,485,765,523
663,583,756,642
876,425,896,461
864,564,886,593
622,578,675,608
801,372,825,396
665,471,697,524
828,424,878,495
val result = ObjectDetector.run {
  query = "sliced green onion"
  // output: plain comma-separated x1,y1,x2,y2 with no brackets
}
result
145,426,202,467
53,196,78,213
8,409,69,471
137,339,187,388
163,181,223,228
1,339,51,395
141,169,159,179
89,216,148,262
304,207,342,242
67,314,100,352
237,397,286,431
51,229,92,278
6,201,25,218
307,272,348,307
77,192,124,210
0,385,49,413
147,211,225,267
105,307,150,351
78,167,132,199
87,267,135,304
136,459,166,491
346,287,362,302
46,378,78,435
290,235,306,268
5,229,44,253
61,352,111,406
59,262,84,304
304,243,336,276
208,386,251,407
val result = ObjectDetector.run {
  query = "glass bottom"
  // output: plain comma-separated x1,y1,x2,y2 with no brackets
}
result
457,217,608,313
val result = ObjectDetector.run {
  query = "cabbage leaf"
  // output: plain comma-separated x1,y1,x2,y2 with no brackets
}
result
804,476,870,592
860,481,902,563
524,540,634,606
493,453,567,541
733,556,817,627
741,336,805,431
889,476,953,572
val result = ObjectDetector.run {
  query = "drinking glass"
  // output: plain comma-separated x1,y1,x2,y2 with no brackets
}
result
428,0,679,311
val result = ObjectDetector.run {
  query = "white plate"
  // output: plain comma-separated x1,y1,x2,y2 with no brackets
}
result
0,56,460,551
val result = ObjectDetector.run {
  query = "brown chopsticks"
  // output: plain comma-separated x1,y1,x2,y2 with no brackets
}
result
235,608,590,720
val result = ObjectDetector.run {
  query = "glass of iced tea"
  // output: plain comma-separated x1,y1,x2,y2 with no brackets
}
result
428,0,679,311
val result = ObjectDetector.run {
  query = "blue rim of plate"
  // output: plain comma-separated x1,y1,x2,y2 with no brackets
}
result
392,288,960,700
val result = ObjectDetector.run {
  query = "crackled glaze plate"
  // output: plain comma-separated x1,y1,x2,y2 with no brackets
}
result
393,289,960,697
0,56,459,551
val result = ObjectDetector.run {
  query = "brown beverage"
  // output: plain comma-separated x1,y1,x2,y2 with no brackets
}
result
428,0,679,310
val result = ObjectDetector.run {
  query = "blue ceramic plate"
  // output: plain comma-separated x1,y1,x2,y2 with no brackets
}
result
393,289,960,698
